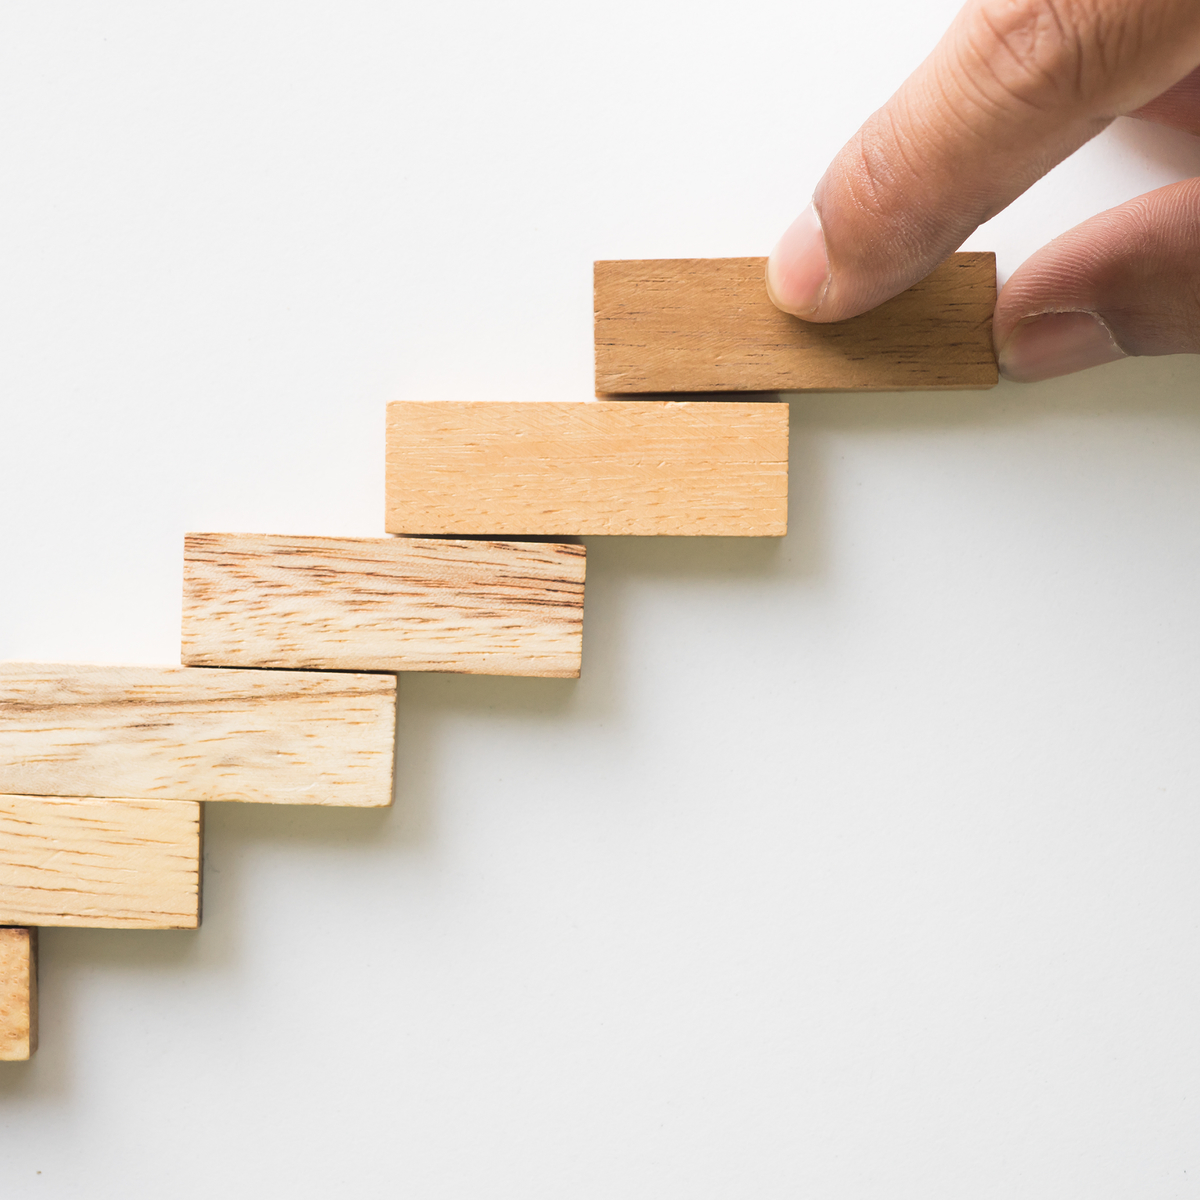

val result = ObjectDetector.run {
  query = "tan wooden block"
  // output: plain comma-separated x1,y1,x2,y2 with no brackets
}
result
0,796,200,929
0,928,36,1060
182,533,586,678
0,663,395,807
594,253,998,393
385,400,788,537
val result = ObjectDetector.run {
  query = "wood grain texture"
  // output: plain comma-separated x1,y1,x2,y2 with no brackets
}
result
386,400,788,536
0,928,36,1060
182,533,586,677
594,253,998,393
0,663,396,807
0,796,200,929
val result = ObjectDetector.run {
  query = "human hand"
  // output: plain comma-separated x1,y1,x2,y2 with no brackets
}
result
765,0,1200,382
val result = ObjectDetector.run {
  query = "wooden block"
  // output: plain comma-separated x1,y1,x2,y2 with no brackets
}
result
0,664,395,807
385,400,788,537
0,796,200,929
182,533,586,678
594,253,998,393
0,928,36,1060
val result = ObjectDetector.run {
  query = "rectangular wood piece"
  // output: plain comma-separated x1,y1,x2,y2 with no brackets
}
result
182,533,586,677
0,927,36,1060
0,795,200,929
0,663,396,807
385,400,788,537
594,253,998,393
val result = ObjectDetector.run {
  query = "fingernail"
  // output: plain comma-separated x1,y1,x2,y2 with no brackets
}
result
998,311,1127,383
766,203,830,318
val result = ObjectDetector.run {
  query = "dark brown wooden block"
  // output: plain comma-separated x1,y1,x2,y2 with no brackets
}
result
595,253,997,393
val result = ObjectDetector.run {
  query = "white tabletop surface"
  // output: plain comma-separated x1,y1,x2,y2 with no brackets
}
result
3,2,1200,1196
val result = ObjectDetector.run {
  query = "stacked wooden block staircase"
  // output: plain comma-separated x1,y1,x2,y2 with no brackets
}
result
0,254,996,1059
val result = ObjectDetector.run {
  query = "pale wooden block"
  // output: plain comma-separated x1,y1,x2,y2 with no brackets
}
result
0,796,200,929
0,928,36,1060
594,253,998,393
386,400,788,537
0,664,396,807
182,533,586,678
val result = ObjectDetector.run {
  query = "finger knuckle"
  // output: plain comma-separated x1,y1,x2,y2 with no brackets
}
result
834,114,935,250
840,118,918,229
958,0,1135,113
842,128,900,221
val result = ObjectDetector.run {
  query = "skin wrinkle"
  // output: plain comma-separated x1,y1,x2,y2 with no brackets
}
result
830,91,990,261
944,31,1052,133
835,129,905,229
928,43,1108,207
974,3,1081,110
883,95,929,189
871,102,949,254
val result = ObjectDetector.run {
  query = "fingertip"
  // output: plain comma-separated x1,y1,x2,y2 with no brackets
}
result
766,203,831,319
997,311,1127,383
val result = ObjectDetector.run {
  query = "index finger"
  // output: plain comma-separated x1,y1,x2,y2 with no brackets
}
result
766,0,1200,323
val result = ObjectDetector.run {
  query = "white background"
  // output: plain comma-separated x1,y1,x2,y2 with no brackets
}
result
2,2,1200,1196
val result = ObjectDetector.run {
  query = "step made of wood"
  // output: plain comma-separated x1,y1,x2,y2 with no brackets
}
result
0,928,36,1059
594,253,997,393
0,796,200,929
182,533,585,677
386,400,788,537
0,664,396,807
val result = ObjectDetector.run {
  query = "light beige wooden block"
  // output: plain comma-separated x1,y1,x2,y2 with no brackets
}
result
182,533,586,678
0,927,36,1060
0,796,200,929
594,253,998,393
0,664,396,807
386,400,788,537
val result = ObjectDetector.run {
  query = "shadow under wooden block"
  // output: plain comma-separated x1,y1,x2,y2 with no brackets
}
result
182,533,585,678
385,400,788,537
0,927,36,1060
0,664,395,807
0,796,200,929
594,254,998,394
